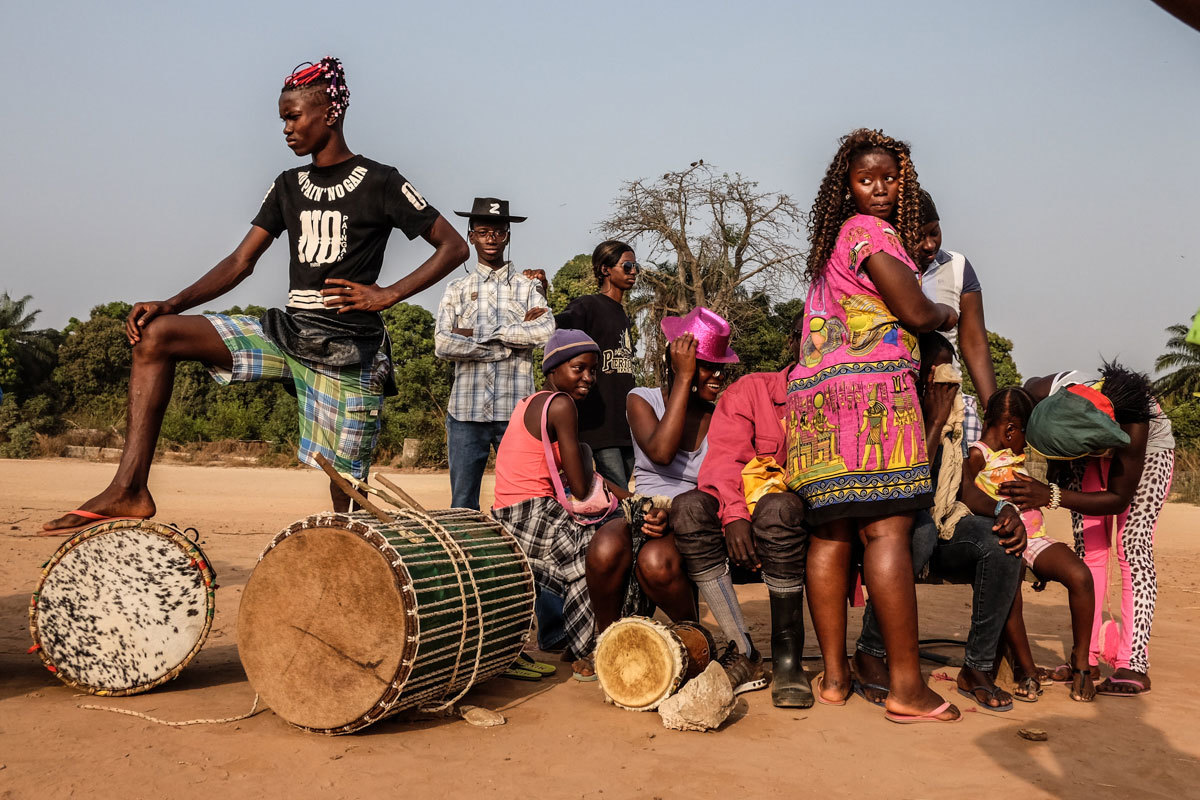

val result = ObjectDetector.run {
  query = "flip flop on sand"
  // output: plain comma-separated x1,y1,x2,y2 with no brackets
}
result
39,510,150,537
1012,676,1042,703
957,684,1013,712
502,666,543,682
852,679,889,708
1037,663,1073,684
571,657,598,682
814,672,850,706
1096,676,1150,697
516,652,556,676
884,700,962,724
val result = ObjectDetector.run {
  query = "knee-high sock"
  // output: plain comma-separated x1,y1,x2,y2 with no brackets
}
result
695,567,752,655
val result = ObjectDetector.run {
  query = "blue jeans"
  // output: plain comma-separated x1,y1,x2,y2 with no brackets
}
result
856,512,1022,672
592,445,634,491
446,415,509,511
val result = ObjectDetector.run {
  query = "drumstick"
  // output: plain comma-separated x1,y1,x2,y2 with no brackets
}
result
347,477,416,514
313,454,393,525
375,474,427,512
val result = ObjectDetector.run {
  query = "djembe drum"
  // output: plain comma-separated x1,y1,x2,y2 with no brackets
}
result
29,520,217,696
238,509,535,735
594,616,717,711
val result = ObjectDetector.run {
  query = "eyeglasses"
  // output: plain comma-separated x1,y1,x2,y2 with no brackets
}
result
616,261,641,274
471,228,510,242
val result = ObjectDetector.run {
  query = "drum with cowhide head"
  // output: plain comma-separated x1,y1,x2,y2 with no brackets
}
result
29,520,217,696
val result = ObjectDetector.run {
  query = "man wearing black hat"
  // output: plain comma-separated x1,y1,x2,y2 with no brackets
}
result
434,198,555,509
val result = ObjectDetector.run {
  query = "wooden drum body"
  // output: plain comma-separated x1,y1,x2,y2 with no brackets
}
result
29,520,217,696
238,509,535,734
595,616,692,711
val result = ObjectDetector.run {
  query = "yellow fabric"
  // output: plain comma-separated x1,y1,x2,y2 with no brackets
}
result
742,456,787,514
971,441,1047,538
930,363,970,540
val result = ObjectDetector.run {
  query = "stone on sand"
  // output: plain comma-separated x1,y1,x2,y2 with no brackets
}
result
658,662,734,732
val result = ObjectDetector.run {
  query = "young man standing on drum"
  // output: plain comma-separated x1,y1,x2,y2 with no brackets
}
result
434,198,554,510
669,316,812,707
43,57,468,533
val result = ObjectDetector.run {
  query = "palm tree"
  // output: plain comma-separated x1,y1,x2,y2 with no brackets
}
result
0,292,59,393
1154,320,1200,401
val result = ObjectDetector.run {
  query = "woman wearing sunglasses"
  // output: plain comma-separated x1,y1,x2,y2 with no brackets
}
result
554,240,641,489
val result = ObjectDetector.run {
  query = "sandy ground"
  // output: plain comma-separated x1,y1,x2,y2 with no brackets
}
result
2,458,1199,799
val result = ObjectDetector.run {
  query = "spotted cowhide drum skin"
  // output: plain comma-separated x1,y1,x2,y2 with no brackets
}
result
30,520,217,696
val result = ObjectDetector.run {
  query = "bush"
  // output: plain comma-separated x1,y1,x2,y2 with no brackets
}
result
0,422,36,458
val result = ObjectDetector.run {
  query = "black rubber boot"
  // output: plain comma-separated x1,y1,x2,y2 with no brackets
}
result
769,588,814,708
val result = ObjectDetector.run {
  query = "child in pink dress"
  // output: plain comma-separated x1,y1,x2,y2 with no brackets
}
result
959,387,1096,703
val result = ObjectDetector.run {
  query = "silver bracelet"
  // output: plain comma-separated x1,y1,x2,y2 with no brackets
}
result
1047,483,1062,510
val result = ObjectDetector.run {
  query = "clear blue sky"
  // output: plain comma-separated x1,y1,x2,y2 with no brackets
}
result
3,0,1197,379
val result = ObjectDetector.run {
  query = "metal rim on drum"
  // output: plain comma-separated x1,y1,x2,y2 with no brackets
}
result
594,615,688,711
28,519,217,696
238,509,535,734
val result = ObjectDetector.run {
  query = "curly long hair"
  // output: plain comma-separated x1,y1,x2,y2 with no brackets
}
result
805,128,922,282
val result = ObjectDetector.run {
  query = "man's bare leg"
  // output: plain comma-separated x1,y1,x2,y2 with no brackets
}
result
330,479,352,513
43,315,231,532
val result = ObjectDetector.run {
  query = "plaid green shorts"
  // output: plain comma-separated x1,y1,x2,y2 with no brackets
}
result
204,314,388,479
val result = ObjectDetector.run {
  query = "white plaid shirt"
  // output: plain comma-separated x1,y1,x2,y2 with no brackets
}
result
434,262,555,422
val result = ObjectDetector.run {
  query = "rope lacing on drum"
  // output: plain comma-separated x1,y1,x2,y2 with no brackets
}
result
390,508,488,714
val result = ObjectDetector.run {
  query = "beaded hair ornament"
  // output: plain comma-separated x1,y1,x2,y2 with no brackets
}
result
282,56,350,121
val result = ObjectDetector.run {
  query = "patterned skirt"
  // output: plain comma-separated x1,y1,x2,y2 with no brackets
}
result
785,361,932,526
492,496,625,658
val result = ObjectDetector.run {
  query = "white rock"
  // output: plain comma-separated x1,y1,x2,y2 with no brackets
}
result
658,661,735,732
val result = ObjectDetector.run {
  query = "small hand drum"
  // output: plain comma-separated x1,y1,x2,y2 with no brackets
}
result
29,520,217,696
595,616,716,711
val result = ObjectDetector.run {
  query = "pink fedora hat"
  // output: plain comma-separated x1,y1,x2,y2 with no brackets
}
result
660,307,739,364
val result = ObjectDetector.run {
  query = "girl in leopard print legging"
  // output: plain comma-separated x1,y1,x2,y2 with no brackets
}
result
1071,406,1173,693
1003,363,1167,697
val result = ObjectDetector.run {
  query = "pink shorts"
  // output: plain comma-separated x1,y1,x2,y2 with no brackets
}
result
1023,535,1057,568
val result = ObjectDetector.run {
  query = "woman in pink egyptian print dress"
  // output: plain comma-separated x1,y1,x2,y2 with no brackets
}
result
787,129,962,723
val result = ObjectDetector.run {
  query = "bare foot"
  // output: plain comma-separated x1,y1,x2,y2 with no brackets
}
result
957,666,1013,708
852,650,890,705
885,686,961,721
42,486,156,534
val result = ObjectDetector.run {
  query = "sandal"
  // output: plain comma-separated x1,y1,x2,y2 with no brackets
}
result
1037,663,1072,684
502,666,543,682
571,656,598,682
1070,668,1096,702
1096,675,1150,697
516,652,557,676
957,684,1013,712
852,680,889,708
884,700,962,724
1012,675,1042,703
814,672,850,706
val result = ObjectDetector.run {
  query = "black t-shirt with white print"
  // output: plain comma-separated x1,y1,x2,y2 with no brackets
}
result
252,154,439,366
554,293,635,449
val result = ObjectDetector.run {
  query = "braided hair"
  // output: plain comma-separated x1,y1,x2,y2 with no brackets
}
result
805,128,923,282
984,386,1036,429
1098,360,1154,424
282,57,350,121
592,240,633,286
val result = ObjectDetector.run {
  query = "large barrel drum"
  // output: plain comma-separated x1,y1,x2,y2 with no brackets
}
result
30,520,217,696
238,509,535,734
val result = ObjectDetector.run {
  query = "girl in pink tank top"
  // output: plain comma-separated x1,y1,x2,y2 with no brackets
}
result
491,329,694,679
